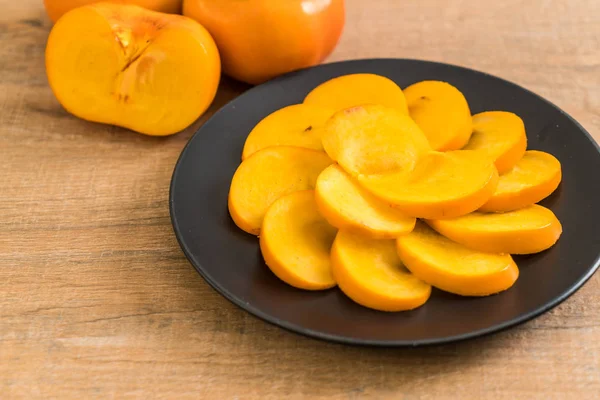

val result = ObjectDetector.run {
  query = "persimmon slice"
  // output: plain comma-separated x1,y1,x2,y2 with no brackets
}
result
315,164,416,238
303,73,409,114
321,104,430,177
359,150,499,219
396,222,519,296
427,204,562,254
241,104,335,160
228,146,333,235
331,230,431,311
463,111,527,174
404,80,473,151
480,150,562,212
260,191,337,290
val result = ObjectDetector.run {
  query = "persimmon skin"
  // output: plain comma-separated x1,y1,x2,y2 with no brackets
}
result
396,222,519,297
228,146,333,235
260,191,337,290
480,150,562,212
44,0,183,23
331,230,431,312
183,0,345,85
45,3,220,136
315,164,416,239
427,204,563,254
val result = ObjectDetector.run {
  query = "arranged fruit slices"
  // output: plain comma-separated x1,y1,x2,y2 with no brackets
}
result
321,104,431,176
227,73,564,313
260,191,338,290
228,146,333,235
396,222,519,296
315,164,416,239
404,80,473,151
304,73,409,115
358,150,499,219
331,230,431,311
463,111,527,174
427,204,563,254
479,150,562,212
241,104,335,160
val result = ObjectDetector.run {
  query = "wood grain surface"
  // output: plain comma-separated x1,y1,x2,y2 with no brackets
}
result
1,0,599,398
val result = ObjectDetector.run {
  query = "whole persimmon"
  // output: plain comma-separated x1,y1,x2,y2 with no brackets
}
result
44,0,183,23
183,0,345,85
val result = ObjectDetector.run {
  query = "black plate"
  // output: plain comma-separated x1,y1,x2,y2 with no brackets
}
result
169,59,600,346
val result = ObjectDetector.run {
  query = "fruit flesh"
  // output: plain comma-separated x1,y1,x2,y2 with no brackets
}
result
304,73,409,115
321,105,431,177
228,146,333,235
315,164,416,239
404,80,473,151
242,104,335,160
260,191,337,290
45,3,220,136
396,222,519,296
331,230,431,311
44,0,183,23
427,204,563,254
183,0,345,85
463,111,527,174
359,150,499,219
480,150,562,212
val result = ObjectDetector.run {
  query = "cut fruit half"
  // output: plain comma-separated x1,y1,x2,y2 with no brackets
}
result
260,191,337,290
396,222,519,296
331,230,431,311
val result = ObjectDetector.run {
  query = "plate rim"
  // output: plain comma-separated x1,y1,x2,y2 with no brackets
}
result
169,57,600,347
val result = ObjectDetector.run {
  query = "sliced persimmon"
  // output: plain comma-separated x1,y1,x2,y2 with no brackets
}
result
427,204,562,254
396,222,519,296
331,230,431,311
359,150,498,219
303,73,409,114
228,146,333,235
480,150,562,212
260,190,337,290
463,111,527,174
320,104,430,177
241,104,335,160
315,164,416,239
404,80,473,151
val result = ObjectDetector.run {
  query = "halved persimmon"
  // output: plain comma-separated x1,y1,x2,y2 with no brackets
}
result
396,222,519,296
331,230,431,311
315,164,416,239
228,146,333,235
427,204,562,254
303,73,409,114
260,190,337,290
320,104,430,177
480,150,562,212
463,111,527,174
403,80,473,151
241,104,335,160
359,150,499,219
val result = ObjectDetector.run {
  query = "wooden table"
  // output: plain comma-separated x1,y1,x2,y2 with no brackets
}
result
2,0,599,398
